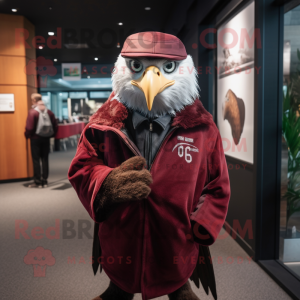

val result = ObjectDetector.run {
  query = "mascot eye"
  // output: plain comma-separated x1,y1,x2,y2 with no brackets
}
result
130,60,143,73
163,61,176,73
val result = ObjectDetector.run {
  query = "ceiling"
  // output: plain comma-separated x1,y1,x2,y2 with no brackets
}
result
0,0,223,92
0,0,186,64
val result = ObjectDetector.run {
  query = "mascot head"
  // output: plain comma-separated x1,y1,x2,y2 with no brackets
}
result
111,32,199,118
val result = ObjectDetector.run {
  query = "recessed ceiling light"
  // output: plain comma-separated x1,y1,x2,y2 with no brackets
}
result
54,58,57,62
12,9,17,12
87,76,90,78
118,22,123,26
145,7,151,10
49,7,52,10
38,46,43,49
59,79,62,81
59,93,62,96
94,57,98,61
48,32,55,36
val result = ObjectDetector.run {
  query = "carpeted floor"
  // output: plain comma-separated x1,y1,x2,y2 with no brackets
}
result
0,148,292,300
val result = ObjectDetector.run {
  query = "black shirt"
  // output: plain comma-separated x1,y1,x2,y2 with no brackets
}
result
124,110,172,168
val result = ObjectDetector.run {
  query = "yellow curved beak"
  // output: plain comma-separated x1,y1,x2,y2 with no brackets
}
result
131,66,175,111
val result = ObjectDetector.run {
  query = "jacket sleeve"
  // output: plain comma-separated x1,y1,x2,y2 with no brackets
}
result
190,130,230,246
68,128,113,222
25,109,37,139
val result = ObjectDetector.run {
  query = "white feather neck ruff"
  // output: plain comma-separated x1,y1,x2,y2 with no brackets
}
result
111,54,200,118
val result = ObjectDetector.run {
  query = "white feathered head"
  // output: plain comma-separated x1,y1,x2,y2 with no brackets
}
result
111,32,199,118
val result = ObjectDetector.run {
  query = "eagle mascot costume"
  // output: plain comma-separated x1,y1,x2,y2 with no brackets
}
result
68,32,230,300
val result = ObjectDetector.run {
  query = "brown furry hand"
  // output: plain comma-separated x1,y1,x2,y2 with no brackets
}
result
103,156,152,202
93,157,152,222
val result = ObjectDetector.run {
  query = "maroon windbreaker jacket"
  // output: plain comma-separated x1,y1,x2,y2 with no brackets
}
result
68,93,230,300
25,108,58,139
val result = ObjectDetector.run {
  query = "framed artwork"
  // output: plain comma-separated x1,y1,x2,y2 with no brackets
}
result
62,63,81,81
0,94,15,112
216,1,255,164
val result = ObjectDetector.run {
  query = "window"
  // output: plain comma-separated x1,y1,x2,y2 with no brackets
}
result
69,92,88,99
90,91,111,99
280,3,300,279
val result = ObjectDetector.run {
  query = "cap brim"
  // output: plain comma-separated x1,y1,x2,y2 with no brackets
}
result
121,52,186,61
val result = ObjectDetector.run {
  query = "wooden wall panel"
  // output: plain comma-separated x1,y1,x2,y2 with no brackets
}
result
0,86,30,179
23,17,36,60
25,57,37,88
0,56,27,85
0,14,36,181
0,14,25,57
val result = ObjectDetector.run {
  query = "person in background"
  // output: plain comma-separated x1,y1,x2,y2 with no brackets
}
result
30,93,42,108
25,96,58,188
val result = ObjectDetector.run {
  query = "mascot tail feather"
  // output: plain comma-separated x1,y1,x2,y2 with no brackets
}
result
190,246,217,300
92,222,102,275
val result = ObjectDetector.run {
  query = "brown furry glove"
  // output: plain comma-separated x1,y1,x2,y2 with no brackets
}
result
93,157,152,222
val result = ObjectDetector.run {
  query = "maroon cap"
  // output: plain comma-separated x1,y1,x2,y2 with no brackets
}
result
121,32,187,61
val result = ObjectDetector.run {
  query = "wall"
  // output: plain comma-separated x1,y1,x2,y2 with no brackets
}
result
178,0,257,257
0,13,36,181
194,0,283,261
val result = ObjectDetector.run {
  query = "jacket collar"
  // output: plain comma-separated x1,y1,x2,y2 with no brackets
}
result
132,111,172,130
89,92,214,130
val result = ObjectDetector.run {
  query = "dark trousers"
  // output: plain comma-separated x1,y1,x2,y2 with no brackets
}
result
30,138,50,184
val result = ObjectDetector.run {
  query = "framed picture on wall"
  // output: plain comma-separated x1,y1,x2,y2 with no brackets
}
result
0,94,15,112
62,63,81,81
216,1,255,165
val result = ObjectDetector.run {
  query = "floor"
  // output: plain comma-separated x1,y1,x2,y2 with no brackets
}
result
280,146,300,278
0,148,293,300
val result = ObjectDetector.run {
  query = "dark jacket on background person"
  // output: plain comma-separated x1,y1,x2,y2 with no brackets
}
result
25,108,58,139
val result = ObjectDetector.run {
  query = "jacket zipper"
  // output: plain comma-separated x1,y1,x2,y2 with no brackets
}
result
119,130,141,157
89,124,141,157
149,126,179,171
148,122,153,169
